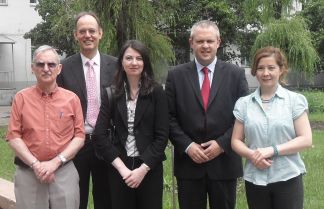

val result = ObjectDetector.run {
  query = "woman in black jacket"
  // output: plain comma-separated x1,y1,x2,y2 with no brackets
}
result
94,40,169,209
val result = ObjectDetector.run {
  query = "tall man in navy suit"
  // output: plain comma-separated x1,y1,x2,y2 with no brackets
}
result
57,12,116,209
165,20,249,209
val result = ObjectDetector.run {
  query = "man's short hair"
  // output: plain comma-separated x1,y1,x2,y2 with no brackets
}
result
32,45,60,64
190,20,220,39
74,11,102,29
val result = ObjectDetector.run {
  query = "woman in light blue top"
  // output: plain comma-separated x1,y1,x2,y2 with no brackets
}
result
231,46,312,209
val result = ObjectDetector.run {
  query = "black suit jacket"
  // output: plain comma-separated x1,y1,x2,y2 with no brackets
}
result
165,59,248,180
57,53,117,121
94,85,169,169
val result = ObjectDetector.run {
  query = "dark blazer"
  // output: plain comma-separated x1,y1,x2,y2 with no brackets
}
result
165,59,249,180
57,53,117,120
94,85,169,169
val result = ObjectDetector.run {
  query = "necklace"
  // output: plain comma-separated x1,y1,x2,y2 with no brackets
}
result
261,96,274,103
261,98,271,103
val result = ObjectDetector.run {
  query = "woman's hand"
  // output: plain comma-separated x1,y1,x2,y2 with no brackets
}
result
124,164,149,188
249,147,274,170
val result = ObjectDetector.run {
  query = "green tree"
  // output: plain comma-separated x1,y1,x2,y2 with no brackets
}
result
299,0,324,72
168,0,252,64
25,0,177,81
252,17,319,74
24,0,77,56
244,0,319,75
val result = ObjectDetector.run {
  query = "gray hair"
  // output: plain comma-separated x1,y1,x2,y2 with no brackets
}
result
32,45,60,63
190,20,220,39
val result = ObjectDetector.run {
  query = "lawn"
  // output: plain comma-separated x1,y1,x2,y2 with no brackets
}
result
1,109,324,209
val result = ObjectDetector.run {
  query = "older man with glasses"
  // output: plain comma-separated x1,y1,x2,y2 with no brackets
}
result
6,45,85,209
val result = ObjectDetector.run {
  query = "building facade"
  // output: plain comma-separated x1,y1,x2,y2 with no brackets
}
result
0,0,42,104
0,0,41,87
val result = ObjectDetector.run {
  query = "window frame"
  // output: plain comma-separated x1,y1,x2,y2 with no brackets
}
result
0,0,8,6
30,0,37,5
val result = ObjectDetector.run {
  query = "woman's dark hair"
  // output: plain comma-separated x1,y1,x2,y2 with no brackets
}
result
114,40,157,98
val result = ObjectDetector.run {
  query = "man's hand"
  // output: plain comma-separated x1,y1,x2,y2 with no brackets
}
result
187,142,209,164
201,140,224,161
33,158,61,183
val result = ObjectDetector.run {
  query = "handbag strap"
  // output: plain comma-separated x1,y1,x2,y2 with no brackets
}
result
105,86,115,125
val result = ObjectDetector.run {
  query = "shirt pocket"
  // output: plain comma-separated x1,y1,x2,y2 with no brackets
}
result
51,115,74,137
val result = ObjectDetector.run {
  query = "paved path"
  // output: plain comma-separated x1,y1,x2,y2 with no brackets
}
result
0,106,10,127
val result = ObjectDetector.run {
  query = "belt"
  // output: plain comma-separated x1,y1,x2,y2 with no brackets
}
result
85,133,94,144
14,157,70,168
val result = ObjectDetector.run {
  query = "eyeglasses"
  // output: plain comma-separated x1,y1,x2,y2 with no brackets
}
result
34,62,58,69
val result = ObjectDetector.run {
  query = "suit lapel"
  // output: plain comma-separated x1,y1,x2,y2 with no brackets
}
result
99,54,117,98
134,95,150,127
208,60,225,107
117,93,128,128
73,54,87,100
186,62,204,109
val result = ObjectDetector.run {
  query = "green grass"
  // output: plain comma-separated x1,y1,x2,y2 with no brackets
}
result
303,130,324,208
0,127,15,181
1,115,324,209
309,112,324,122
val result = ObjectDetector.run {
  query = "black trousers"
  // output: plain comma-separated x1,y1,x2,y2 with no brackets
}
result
108,157,163,209
177,175,237,209
245,175,304,209
73,139,111,209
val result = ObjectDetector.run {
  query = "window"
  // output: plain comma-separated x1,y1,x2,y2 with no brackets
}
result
0,0,8,6
30,0,38,6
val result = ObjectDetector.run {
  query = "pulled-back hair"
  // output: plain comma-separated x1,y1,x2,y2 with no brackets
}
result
251,46,288,84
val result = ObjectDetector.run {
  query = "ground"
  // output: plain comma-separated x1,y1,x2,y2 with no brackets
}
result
310,122,324,130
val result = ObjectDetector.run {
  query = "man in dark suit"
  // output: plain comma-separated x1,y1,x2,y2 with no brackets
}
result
57,12,116,209
165,20,249,209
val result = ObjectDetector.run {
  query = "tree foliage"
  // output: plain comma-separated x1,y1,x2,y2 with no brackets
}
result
251,17,319,75
24,0,322,77
244,0,318,75
24,0,77,56
24,0,177,81
243,0,306,23
168,0,252,64
299,0,324,72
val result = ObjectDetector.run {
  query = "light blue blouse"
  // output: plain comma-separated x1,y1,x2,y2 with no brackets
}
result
233,85,308,186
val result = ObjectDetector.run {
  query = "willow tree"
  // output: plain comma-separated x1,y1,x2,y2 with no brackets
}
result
25,0,178,81
70,0,177,80
252,17,319,74
244,0,319,75
300,0,324,72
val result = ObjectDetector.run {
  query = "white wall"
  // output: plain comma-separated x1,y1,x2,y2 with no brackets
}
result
0,0,42,35
0,0,41,83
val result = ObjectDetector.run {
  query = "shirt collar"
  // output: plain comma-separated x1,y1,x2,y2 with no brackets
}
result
195,57,217,73
35,84,59,97
252,84,285,101
80,51,100,66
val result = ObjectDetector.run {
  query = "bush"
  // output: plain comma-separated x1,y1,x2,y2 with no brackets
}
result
299,90,324,113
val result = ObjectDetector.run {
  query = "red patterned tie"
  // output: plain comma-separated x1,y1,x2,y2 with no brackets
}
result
201,67,210,111
85,60,99,127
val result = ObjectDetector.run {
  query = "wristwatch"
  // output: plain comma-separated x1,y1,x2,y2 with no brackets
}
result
58,154,67,165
